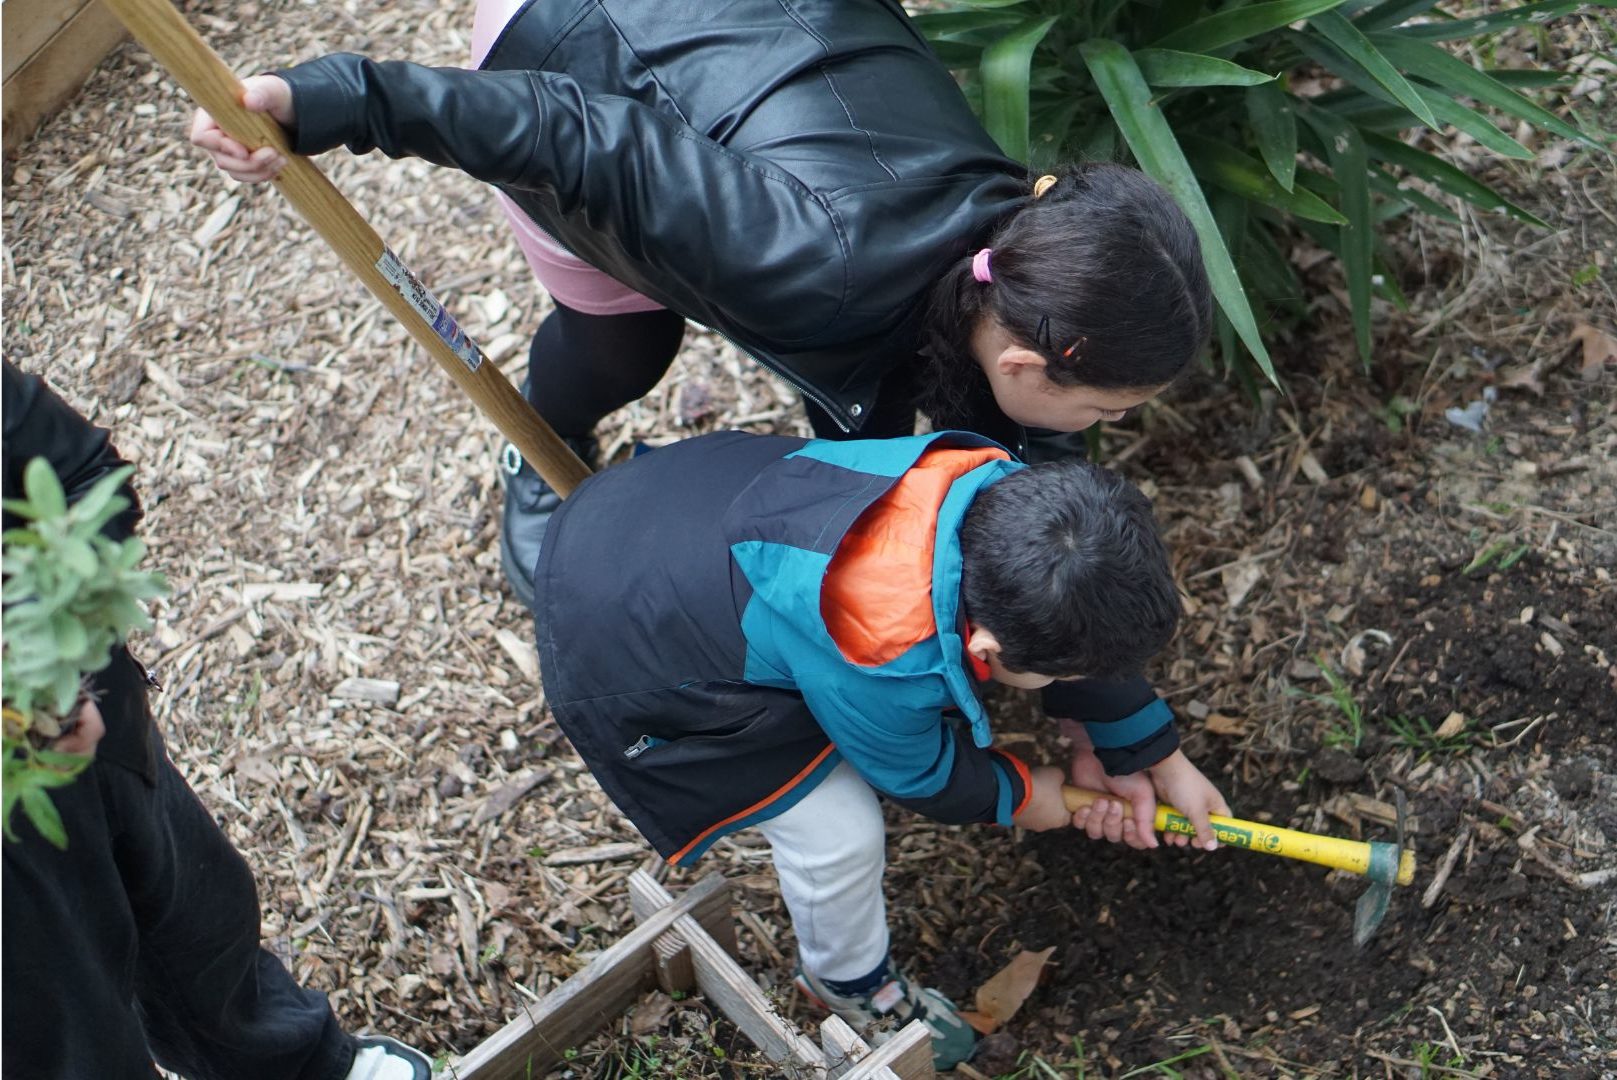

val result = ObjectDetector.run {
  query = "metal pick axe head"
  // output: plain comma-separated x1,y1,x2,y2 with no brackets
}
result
1352,788,1410,946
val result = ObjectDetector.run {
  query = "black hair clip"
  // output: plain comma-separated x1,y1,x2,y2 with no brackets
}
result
1035,314,1052,351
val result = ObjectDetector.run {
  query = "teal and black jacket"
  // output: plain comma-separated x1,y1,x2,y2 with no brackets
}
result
534,431,1176,864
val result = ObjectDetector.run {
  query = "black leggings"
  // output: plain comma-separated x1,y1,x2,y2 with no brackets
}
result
524,301,919,442
524,301,689,438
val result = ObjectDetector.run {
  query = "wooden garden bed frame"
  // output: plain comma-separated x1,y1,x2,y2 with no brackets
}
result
448,870,935,1080
2,0,128,158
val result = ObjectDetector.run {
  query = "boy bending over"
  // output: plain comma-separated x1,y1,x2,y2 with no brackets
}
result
531,431,1227,1069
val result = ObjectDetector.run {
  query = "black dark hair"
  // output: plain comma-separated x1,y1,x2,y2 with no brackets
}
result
959,460,1181,680
919,163,1213,428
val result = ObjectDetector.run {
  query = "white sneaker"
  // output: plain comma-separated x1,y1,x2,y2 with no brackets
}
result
346,1035,432,1080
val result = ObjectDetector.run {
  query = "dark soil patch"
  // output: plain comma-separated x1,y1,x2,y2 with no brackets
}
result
884,363,1617,1074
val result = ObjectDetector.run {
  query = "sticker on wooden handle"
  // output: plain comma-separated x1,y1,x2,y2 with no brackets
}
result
376,245,483,372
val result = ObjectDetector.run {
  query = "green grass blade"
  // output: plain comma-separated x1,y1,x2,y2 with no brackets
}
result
1182,134,1348,223
1486,68,1574,90
911,10,1027,44
1081,38,1276,382
1154,0,1349,53
1363,131,1551,226
1031,96,1086,170
1368,164,1461,223
1243,221,1308,317
1374,251,1412,312
1369,33,1610,149
925,39,986,70
1397,1,1585,42
1301,107,1375,365
980,17,1059,162
1312,11,1439,127
1247,80,1299,190
1210,189,1247,375
1415,86,1534,159
1351,0,1442,32
1133,48,1277,87
1288,29,1426,126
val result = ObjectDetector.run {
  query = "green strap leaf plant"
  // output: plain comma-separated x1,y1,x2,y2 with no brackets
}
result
1133,48,1278,87
1247,80,1300,191
1153,0,1351,53
981,17,1059,162
1312,11,1440,127
1082,38,1277,382
919,0,1608,388
1301,106,1376,365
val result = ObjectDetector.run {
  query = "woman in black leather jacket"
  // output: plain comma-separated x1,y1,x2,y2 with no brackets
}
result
190,0,1212,605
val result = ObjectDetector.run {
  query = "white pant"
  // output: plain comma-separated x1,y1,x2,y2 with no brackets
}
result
754,760,890,982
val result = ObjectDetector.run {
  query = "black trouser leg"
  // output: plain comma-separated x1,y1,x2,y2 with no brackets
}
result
524,302,688,438
4,745,163,1079
125,739,352,1080
2,722,352,1080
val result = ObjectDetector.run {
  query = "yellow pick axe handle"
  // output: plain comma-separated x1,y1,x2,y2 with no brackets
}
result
101,0,592,498
1062,786,1415,886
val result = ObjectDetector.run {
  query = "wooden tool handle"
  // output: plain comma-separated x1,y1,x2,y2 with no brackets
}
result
101,0,592,497
1062,785,1415,886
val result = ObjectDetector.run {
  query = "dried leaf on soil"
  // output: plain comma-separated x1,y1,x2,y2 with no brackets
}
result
962,947,1055,1034
1569,320,1617,379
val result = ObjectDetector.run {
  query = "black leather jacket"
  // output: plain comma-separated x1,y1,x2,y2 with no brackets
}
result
278,0,1026,434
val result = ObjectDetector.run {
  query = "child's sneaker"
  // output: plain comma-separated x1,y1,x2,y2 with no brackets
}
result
795,964,976,1070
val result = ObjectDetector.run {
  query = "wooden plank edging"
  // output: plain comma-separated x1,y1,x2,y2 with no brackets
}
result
628,870,827,1075
446,872,730,1080
840,1022,934,1080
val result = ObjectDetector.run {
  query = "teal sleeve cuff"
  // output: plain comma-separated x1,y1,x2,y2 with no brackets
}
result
1083,698,1173,749
992,756,1016,827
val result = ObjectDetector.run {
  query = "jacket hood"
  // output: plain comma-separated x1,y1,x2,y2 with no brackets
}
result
729,432,1021,747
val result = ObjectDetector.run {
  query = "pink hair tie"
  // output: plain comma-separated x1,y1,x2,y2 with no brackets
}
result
972,248,993,284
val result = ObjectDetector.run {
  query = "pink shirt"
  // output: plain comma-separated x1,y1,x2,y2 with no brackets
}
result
470,0,665,316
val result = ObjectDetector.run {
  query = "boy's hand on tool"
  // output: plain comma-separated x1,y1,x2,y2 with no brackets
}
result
1148,750,1230,851
1059,719,1157,849
1013,766,1079,832
189,74,294,182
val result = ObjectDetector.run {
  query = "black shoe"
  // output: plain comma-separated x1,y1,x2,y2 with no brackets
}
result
499,434,598,610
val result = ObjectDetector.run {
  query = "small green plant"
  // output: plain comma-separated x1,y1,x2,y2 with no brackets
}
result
994,1037,1092,1079
1385,714,1472,757
1463,536,1530,574
1376,394,1420,433
1119,1045,1216,1079
1295,655,1364,748
2,459,167,848
1411,1039,1467,1077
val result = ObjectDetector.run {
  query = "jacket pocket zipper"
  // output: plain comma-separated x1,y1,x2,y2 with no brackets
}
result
623,735,668,759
